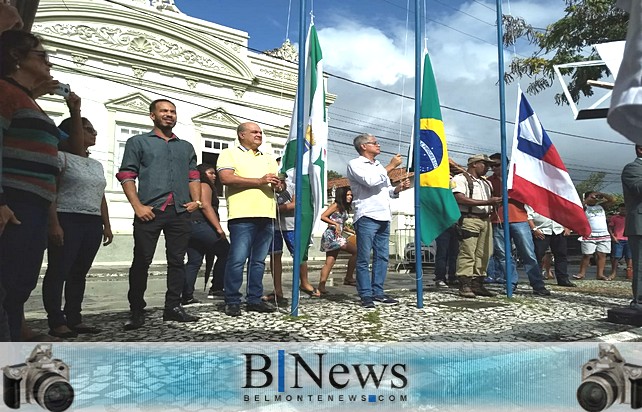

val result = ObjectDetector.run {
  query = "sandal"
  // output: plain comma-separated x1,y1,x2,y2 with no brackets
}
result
596,276,611,281
572,274,585,280
299,287,321,298
263,293,289,305
343,278,357,286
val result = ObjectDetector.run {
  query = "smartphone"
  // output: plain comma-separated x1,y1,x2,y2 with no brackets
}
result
53,83,71,97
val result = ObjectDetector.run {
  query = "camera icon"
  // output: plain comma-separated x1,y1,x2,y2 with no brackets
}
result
577,343,642,411
2,344,74,411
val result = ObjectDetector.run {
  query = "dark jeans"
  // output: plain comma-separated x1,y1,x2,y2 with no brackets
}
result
434,226,459,281
128,207,190,311
184,220,230,298
534,233,570,283
43,213,103,329
0,196,49,341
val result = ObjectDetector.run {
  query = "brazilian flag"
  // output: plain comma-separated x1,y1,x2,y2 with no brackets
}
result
418,53,461,245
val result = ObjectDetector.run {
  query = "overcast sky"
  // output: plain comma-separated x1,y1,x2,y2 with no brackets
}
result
174,0,632,192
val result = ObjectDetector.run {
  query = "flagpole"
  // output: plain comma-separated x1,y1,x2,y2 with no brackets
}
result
413,0,424,308
291,0,307,316
495,0,513,297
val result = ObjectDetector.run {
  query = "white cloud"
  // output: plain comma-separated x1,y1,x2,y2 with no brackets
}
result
319,24,415,86
316,0,630,191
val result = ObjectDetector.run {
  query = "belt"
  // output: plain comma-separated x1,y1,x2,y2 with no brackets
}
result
461,213,490,219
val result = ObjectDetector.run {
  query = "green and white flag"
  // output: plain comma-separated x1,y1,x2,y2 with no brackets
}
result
280,21,327,262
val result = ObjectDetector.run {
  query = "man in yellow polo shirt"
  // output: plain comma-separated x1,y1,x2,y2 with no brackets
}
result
217,122,283,316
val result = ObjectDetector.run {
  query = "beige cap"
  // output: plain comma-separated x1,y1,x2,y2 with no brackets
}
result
467,154,497,165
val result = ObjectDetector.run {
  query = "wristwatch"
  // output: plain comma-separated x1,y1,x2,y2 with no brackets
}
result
195,200,203,209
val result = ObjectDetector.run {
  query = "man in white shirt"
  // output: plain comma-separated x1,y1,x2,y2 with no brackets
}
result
347,133,410,308
526,205,576,287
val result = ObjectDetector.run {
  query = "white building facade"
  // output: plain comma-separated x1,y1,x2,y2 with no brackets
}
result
33,0,318,265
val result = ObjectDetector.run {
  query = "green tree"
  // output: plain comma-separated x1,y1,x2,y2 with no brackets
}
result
575,171,607,198
503,0,628,104
327,170,343,179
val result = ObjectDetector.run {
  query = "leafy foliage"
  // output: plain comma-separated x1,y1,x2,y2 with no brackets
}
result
327,169,343,179
575,171,607,198
503,0,628,104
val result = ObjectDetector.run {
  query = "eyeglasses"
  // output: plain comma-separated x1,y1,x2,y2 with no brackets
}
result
29,50,50,62
83,126,97,135
364,141,380,146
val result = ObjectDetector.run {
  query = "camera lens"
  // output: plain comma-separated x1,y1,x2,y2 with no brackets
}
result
577,373,618,412
32,372,74,412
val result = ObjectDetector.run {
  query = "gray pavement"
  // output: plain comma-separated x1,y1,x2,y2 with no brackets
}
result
22,260,642,342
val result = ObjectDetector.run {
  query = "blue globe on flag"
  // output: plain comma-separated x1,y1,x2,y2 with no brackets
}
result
419,129,443,174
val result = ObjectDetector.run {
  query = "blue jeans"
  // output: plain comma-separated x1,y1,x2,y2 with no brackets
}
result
434,226,459,281
493,222,545,289
184,220,229,298
354,217,390,300
487,248,517,282
0,194,50,341
224,218,273,305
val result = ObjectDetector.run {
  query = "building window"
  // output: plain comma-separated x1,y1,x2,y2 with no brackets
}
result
113,124,149,189
273,146,284,158
201,135,233,196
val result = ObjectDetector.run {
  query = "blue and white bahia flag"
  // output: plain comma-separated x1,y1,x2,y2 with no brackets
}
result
507,88,591,236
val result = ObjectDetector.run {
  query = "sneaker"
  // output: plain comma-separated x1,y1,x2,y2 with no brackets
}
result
361,299,376,309
484,276,495,284
373,295,399,305
225,304,242,317
181,297,200,305
532,287,551,296
246,301,276,313
207,289,225,299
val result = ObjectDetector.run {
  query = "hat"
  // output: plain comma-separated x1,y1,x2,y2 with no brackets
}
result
467,154,497,165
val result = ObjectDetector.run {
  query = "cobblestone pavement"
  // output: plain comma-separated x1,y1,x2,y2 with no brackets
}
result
22,262,642,343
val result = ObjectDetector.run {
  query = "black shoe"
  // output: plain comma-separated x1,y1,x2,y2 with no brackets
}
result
207,289,225,299
246,301,276,313
124,310,145,330
533,288,551,296
48,328,78,339
557,280,577,287
163,306,199,322
181,297,200,305
361,298,376,309
225,304,242,316
373,295,399,305
446,278,459,288
69,324,101,334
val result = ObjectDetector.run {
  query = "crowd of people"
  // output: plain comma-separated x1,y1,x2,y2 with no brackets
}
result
437,153,637,300
0,12,640,340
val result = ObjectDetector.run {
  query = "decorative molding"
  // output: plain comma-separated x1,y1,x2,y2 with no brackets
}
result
192,108,239,128
105,92,152,115
151,0,181,13
221,39,242,53
233,87,245,98
132,66,147,80
264,39,298,63
35,24,234,75
186,78,197,90
259,67,297,83
71,53,88,67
